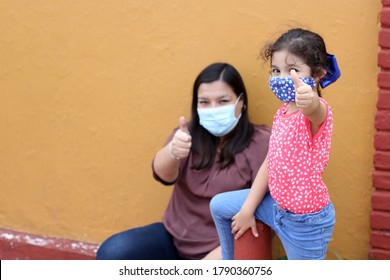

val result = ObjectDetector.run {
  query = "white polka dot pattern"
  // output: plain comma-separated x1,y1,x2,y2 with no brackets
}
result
269,76,316,103
267,98,333,214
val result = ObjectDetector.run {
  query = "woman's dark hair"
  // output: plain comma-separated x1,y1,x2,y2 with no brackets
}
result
189,62,253,170
261,28,328,95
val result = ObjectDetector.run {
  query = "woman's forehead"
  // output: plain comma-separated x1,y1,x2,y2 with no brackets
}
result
198,80,235,98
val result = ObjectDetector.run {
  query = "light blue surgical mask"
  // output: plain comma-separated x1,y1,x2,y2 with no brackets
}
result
197,95,242,137
269,76,316,103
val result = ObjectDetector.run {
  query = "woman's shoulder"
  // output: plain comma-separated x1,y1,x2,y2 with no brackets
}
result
251,124,271,142
253,123,271,134
241,124,270,163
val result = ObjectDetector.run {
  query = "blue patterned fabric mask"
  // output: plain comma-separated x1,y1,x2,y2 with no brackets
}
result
197,95,242,137
269,76,316,103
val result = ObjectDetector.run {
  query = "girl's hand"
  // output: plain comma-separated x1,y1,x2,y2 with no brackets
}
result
291,69,320,111
290,69,326,134
170,116,192,160
231,210,258,240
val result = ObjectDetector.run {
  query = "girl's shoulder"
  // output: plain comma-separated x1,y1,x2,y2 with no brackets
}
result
319,97,333,119
319,97,332,109
275,103,289,116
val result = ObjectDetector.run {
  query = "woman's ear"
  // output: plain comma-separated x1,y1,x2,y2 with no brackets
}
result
237,94,245,110
236,96,245,116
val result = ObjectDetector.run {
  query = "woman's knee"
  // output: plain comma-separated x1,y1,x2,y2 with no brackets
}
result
96,231,135,260
96,223,169,260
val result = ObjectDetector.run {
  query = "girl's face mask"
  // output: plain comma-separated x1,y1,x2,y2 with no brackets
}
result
269,76,316,103
197,95,242,137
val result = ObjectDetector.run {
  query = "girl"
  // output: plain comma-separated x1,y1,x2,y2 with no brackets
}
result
210,28,341,260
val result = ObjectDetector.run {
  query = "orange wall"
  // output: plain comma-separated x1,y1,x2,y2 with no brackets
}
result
0,1,381,259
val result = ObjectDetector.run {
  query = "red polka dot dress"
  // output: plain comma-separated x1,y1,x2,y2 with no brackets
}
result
267,98,333,214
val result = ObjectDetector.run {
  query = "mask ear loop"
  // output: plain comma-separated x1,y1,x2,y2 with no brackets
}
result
319,54,341,88
236,93,243,103
236,93,246,111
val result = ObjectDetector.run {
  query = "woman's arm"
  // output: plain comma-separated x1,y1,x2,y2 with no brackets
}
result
153,116,192,183
153,141,182,183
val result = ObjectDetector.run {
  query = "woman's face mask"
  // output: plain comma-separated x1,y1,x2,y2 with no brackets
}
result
197,95,242,137
269,76,316,103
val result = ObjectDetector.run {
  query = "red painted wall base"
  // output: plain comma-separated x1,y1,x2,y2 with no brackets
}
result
0,228,98,260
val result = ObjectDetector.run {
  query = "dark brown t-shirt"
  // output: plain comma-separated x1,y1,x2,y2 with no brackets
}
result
152,124,270,259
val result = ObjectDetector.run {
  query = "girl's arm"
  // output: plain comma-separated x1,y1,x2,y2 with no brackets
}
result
231,157,269,239
291,69,326,136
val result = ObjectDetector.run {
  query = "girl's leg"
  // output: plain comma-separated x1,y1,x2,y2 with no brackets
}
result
253,192,277,228
96,222,181,260
210,189,250,260
274,202,336,260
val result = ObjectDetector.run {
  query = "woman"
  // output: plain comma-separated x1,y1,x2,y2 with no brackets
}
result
96,62,270,260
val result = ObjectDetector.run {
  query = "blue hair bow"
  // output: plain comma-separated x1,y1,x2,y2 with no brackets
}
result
319,54,341,88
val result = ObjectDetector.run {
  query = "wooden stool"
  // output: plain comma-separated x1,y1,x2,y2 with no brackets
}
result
234,220,272,259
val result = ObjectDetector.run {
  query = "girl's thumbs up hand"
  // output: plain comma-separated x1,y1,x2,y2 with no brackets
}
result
291,69,317,110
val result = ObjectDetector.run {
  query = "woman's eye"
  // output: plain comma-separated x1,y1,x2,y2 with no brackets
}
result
198,100,208,105
219,100,230,104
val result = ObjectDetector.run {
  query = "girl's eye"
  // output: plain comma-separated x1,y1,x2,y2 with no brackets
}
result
290,68,299,72
270,68,280,76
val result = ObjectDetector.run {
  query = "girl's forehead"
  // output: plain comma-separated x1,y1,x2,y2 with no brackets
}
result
272,50,305,66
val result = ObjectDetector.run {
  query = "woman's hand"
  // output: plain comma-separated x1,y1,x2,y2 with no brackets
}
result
169,116,192,160
231,210,258,240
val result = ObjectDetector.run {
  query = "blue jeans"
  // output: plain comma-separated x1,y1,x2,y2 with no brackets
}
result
96,222,183,260
210,190,335,260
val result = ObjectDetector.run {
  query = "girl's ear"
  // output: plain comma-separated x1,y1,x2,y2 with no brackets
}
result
319,69,326,80
318,69,327,80
315,69,327,83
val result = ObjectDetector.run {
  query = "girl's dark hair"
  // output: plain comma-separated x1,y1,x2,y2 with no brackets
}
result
261,28,328,95
189,62,253,170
